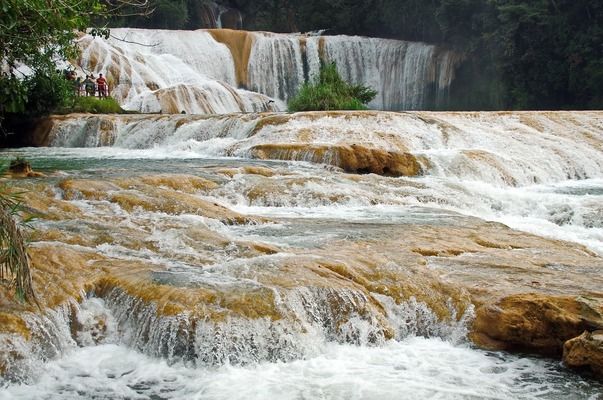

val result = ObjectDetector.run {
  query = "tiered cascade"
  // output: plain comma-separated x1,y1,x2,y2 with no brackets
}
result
76,29,459,113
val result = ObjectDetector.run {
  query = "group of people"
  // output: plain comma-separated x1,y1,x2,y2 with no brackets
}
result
65,70,109,98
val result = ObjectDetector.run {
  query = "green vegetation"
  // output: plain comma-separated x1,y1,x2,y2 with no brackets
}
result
1,1,602,115
0,183,36,303
0,0,105,130
0,0,145,135
22,70,78,117
112,0,190,29
288,62,377,111
242,0,603,110
60,97,127,114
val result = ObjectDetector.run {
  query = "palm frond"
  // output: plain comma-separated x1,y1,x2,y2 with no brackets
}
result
0,186,37,304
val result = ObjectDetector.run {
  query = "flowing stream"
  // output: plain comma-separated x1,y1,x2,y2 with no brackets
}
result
36,111,603,254
1,110,603,399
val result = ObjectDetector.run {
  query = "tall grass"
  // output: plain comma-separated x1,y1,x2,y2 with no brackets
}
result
57,96,127,114
288,62,377,112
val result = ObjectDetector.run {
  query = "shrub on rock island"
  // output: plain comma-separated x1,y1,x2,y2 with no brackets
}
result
288,62,377,112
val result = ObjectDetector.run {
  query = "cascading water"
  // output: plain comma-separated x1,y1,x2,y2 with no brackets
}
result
75,28,458,113
312,36,456,110
2,109,603,399
77,29,278,114
29,110,603,255
4,294,595,399
247,33,306,103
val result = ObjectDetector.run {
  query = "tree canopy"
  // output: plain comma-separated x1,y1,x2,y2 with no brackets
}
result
0,1,106,118
0,0,146,133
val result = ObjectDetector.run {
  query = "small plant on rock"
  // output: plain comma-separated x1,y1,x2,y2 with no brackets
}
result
8,157,32,174
288,62,377,112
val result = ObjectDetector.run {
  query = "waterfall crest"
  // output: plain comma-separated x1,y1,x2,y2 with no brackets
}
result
77,29,278,114
76,28,458,113
37,111,603,188
312,36,458,110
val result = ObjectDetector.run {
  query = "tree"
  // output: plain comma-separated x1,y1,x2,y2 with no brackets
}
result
0,0,148,133
0,1,102,124
109,0,189,29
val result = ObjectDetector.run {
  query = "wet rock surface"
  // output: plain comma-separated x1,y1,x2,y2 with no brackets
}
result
471,295,603,355
3,110,603,386
1,171,602,376
563,330,603,378
27,110,603,184
249,143,422,176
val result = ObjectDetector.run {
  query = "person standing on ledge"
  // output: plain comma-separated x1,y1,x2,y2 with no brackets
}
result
74,75,82,96
83,75,95,97
96,73,108,98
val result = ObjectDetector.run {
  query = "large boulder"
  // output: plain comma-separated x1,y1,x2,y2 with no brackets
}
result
471,294,603,356
249,143,422,177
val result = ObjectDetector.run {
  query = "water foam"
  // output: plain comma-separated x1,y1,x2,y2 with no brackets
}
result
3,338,601,399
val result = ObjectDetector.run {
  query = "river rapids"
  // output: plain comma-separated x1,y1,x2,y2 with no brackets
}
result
0,110,602,399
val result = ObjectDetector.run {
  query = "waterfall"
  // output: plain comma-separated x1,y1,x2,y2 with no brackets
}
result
77,29,278,114
307,36,457,110
187,1,243,30
0,286,468,381
40,111,603,189
190,1,222,28
75,28,458,113
247,33,306,102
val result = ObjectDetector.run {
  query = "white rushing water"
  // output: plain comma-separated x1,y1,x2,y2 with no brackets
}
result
76,28,458,113
1,110,602,398
4,340,598,400
246,32,456,109
315,36,456,110
77,30,278,114
1,297,600,400
35,111,603,254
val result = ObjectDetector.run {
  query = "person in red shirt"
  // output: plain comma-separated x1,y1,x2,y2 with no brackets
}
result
96,73,108,98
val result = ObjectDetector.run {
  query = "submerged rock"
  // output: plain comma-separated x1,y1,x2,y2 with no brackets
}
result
57,175,262,225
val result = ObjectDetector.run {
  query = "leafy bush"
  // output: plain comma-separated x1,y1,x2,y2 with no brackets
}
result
288,62,377,112
24,70,75,116
0,0,107,131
